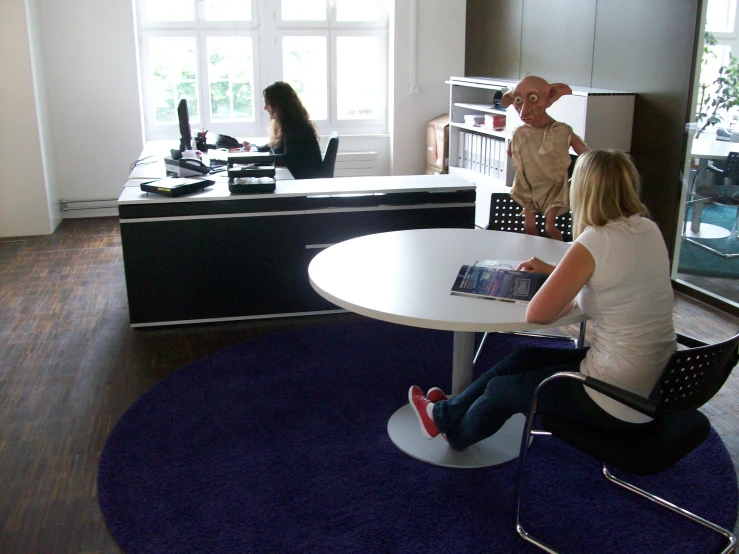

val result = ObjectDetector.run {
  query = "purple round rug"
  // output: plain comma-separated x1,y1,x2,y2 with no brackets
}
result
98,320,738,553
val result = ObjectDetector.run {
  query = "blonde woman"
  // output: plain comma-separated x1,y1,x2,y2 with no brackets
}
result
409,150,676,451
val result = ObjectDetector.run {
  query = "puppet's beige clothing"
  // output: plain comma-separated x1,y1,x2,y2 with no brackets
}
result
509,122,583,216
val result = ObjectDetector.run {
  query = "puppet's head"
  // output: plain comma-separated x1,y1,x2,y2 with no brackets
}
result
501,76,572,128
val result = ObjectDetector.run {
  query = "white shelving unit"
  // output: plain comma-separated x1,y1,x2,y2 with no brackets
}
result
447,76,636,227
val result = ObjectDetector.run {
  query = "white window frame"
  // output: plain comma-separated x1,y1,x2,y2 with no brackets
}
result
270,29,331,129
135,0,388,141
329,29,387,133
706,0,738,39
199,30,263,137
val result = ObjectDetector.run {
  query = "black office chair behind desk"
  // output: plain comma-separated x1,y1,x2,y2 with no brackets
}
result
317,131,339,178
514,330,739,554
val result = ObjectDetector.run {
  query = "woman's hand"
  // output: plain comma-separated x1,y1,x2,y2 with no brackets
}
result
525,244,595,325
242,141,252,151
517,257,556,274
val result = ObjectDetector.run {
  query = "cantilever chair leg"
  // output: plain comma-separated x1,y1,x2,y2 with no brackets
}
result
513,372,738,554
472,321,587,367
603,467,736,553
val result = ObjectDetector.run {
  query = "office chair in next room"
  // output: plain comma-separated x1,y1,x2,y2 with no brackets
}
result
317,132,339,178
686,151,739,258
513,331,739,554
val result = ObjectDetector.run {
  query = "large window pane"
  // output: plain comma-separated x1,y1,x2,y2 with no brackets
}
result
207,37,255,122
282,36,327,120
204,0,251,21
336,0,380,21
145,0,194,22
281,0,325,21
706,0,737,33
149,37,199,124
337,36,380,120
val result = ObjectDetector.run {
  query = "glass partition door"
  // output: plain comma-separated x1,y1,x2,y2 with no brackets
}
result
674,0,739,311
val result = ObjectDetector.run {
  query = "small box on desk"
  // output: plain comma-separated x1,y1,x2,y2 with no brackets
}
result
425,164,448,175
426,114,450,170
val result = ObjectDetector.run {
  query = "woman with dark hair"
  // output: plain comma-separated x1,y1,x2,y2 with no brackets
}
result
243,81,323,179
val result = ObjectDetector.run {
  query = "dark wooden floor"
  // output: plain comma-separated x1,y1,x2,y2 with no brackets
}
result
676,271,739,306
1,217,738,553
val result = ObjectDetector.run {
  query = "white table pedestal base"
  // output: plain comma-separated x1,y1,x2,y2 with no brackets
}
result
387,404,526,468
685,222,731,239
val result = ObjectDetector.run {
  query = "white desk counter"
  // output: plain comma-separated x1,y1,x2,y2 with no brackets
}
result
118,174,478,205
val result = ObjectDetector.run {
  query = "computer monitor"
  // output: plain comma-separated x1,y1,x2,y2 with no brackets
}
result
177,99,192,152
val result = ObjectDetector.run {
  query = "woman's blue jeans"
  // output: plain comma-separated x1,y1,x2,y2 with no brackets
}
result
432,345,638,452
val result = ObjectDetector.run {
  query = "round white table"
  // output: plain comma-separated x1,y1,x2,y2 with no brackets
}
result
308,228,587,468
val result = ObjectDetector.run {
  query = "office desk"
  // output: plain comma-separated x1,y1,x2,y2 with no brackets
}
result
308,228,586,468
118,148,476,327
124,140,293,186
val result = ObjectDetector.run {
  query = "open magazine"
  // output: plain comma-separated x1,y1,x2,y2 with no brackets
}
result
450,260,548,304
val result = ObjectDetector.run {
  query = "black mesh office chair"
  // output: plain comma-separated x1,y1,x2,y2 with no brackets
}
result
485,193,574,242
685,151,739,258
514,331,739,554
475,192,580,366
486,152,577,240
317,132,339,178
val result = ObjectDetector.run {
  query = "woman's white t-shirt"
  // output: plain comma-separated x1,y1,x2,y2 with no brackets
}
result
575,214,676,423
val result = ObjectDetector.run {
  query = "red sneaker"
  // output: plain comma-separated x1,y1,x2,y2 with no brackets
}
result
408,385,440,439
426,387,448,403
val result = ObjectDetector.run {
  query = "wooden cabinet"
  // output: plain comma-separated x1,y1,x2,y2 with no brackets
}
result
447,76,635,227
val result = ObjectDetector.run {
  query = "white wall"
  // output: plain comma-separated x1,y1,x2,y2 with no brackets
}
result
26,0,61,233
391,0,466,175
0,0,54,237
0,0,465,237
37,0,144,205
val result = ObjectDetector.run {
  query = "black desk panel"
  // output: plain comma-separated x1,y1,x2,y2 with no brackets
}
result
119,179,476,327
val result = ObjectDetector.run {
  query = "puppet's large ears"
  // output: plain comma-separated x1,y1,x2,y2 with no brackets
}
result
547,83,573,106
501,91,515,108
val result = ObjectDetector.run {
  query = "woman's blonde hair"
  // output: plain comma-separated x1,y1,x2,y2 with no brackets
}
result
569,149,647,238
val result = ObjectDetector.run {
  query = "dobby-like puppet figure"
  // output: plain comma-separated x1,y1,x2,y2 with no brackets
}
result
502,76,589,241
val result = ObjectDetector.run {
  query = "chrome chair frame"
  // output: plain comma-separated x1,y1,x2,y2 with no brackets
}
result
513,332,739,554
684,156,739,258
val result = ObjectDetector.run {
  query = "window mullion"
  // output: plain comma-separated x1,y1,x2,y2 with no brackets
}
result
197,31,210,132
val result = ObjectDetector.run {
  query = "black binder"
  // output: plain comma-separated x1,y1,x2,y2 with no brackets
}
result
140,177,214,197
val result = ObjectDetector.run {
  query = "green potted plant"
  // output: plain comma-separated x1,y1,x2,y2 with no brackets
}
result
695,32,739,138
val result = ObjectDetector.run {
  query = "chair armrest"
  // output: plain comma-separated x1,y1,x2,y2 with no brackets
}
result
534,371,658,419
582,376,658,418
676,333,708,349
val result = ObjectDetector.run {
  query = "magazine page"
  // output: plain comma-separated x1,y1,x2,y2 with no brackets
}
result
450,262,548,303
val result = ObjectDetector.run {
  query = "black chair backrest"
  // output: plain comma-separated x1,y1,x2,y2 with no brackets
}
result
723,151,739,180
319,132,339,178
650,332,739,416
567,153,578,180
486,193,573,241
